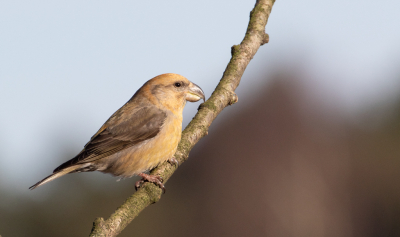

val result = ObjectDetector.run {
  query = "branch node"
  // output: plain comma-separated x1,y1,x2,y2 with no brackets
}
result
228,93,239,105
197,103,205,111
231,45,240,56
261,33,269,45
91,217,106,235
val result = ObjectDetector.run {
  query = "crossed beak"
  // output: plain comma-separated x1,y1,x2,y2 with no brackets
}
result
186,82,205,102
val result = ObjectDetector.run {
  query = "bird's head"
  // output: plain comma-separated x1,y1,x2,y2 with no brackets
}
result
139,73,205,114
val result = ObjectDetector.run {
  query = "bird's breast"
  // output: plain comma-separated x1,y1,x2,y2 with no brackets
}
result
100,114,182,177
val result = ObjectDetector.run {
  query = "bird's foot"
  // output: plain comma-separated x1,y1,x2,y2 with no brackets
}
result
168,157,179,167
135,173,165,193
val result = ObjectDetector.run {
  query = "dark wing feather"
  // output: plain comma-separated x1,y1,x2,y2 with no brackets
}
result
54,106,166,172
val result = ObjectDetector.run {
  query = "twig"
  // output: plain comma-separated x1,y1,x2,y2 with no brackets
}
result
89,0,275,236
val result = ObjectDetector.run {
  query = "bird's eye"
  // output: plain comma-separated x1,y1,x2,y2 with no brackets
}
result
174,82,181,87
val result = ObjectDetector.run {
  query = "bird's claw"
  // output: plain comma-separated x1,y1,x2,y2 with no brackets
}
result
168,157,179,167
136,173,166,193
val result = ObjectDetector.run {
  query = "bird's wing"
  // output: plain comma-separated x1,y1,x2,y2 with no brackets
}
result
53,106,167,172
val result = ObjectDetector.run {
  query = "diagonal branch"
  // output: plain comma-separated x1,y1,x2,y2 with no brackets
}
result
89,0,275,236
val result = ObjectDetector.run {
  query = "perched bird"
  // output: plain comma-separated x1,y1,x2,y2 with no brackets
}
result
30,73,205,191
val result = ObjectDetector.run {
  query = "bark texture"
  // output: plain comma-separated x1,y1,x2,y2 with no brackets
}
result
89,0,275,236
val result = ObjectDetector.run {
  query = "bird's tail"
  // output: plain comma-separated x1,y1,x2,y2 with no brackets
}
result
29,166,79,190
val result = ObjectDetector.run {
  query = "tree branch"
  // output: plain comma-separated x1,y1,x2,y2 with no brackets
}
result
89,0,275,236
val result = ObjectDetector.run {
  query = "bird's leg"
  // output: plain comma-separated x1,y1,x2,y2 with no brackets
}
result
135,173,165,193
168,156,179,166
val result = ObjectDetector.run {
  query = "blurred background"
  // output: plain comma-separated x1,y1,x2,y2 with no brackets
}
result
1,0,400,236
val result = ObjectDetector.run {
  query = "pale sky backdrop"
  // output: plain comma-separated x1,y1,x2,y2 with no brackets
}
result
1,0,400,198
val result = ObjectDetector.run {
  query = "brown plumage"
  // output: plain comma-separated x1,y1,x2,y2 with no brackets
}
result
30,73,205,191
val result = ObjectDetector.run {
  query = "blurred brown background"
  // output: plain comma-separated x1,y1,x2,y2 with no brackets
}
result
2,67,400,236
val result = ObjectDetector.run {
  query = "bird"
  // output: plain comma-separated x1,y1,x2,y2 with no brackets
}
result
29,73,205,192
